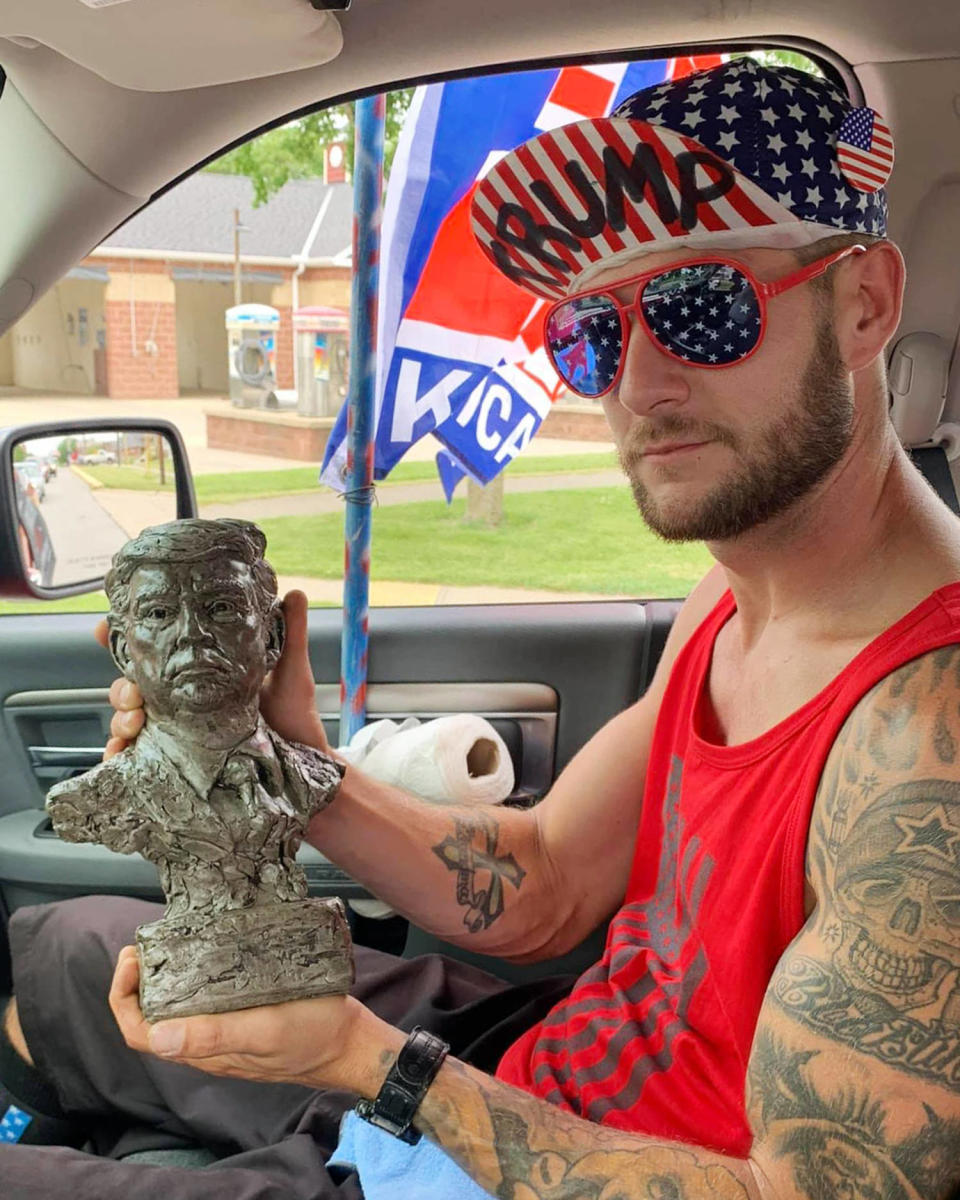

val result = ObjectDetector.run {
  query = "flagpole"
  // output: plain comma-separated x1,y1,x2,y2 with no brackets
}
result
340,94,384,745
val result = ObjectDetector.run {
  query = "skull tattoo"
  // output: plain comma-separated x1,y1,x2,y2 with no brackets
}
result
833,780,960,1013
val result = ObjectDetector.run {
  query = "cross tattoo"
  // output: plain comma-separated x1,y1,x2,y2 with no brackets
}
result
433,816,526,933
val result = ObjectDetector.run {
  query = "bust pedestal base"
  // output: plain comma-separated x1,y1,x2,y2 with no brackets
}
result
137,897,355,1021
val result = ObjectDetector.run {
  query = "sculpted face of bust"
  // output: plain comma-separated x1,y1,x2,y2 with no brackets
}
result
105,519,284,737
125,555,275,720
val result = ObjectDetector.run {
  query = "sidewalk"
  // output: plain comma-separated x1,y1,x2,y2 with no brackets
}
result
276,575,631,606
92,467,627,539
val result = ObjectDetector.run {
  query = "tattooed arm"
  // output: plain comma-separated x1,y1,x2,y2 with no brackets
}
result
749,646,960,1200
412,1053,758,1200
307,565,729,960
380,645,960,1200
305,705,655,960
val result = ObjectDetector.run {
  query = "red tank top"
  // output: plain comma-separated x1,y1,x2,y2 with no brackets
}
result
496,583,960,1155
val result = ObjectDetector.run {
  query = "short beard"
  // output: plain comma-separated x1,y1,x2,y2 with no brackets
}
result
619,308,854,542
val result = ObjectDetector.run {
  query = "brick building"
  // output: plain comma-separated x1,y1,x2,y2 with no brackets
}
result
0,173,352,399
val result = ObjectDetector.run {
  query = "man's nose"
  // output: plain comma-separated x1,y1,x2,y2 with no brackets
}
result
174,604,213,644
614,311,691,419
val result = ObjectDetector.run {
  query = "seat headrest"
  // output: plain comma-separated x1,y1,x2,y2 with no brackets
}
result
889,331,950,446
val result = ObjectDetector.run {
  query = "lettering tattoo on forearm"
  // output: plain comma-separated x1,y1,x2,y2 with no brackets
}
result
418,1057,750,1200
748,1029,960,1200
432,813,526,933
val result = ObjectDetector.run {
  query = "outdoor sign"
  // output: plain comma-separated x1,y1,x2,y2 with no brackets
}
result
321,56,723,499
324,141,348,185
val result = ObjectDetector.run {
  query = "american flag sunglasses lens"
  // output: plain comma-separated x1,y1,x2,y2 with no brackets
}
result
545,295,625,398
640,264,762,366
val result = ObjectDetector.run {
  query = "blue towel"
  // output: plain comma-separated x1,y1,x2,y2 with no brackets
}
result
329,1110,497,1200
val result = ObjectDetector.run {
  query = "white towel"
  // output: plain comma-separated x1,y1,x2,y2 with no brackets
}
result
338,715,514,806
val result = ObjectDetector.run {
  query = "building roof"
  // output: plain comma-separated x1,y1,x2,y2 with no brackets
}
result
101,173,353,262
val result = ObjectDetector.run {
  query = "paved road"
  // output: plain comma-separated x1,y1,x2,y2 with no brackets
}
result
40,468,132,586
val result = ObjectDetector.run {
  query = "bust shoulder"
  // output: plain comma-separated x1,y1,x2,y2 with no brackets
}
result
269,729,345,819
46,734,197,852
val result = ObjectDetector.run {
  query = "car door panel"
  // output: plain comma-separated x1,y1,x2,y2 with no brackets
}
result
0,599,681,978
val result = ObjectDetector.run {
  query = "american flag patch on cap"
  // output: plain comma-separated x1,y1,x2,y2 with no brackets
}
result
835,107,895,193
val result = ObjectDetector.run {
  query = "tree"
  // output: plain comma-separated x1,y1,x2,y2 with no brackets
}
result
204,90,415,207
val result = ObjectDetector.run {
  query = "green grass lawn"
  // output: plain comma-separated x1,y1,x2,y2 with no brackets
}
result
0,592,110,615
260,486,712,596
82,464,175,491
192,452,619,505
79,452,620,505
0,482,710,615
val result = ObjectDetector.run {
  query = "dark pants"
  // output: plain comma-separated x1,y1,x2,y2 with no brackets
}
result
0,896,573,1199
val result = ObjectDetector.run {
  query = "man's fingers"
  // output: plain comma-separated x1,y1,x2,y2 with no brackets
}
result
93,618,109,650
104,736,129,762
108,677,143,712
110,708,144,741
149,1005,279,1062
276,591,310,677
109,947,150,1054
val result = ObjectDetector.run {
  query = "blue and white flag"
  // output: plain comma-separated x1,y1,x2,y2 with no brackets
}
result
321,60,679,497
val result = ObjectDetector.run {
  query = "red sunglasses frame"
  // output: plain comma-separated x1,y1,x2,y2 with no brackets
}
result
543,244,866,399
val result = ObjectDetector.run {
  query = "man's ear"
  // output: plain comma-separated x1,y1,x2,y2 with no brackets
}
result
107,618,134,678
264,603,285,672
833,239,905,373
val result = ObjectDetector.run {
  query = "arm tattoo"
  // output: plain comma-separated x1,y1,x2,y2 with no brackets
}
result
749,1029,960,1200
793,645,960,1091
432,812,526,933
771,953,960,1088
418,1057,752,1200
796,766,960,1088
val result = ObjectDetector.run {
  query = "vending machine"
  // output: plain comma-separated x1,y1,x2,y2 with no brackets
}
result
293,306,350,416
225,304,280,408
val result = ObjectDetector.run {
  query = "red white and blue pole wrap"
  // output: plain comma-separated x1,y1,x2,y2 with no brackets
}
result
339,94,385,744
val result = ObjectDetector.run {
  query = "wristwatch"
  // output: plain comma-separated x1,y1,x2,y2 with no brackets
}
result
355,1026,449,1144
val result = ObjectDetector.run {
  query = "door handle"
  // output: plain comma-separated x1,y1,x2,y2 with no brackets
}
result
28,746,104,769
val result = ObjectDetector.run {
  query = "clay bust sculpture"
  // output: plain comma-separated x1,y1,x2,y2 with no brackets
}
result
46,518,353,1020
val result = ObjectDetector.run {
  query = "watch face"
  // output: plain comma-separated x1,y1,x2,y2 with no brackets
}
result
378,1080,414,1124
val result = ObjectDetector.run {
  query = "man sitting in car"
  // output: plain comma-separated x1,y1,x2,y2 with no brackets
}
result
3,58,960,1200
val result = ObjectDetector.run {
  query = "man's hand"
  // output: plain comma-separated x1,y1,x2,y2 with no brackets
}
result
96,589,332,760
259,589,332,750
109,946,401,1094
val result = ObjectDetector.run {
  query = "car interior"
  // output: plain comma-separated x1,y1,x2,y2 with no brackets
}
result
0,0,958,1171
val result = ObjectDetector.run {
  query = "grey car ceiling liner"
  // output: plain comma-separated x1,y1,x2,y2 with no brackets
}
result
0,1,344,92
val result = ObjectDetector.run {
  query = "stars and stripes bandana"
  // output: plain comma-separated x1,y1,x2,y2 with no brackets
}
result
471,57,892,301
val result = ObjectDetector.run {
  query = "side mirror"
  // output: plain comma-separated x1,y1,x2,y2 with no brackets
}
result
0,418,197,598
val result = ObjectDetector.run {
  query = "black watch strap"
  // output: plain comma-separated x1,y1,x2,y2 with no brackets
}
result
355,1027,449,1144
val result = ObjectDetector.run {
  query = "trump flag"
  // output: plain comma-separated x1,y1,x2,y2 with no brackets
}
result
321,56,724,499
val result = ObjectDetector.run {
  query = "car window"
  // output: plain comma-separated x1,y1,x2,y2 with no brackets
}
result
0,47,826,615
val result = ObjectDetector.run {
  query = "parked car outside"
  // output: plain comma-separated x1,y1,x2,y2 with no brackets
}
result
77,448,116,466
21,457,46,501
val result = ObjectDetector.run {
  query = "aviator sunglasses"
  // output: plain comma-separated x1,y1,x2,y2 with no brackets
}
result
543,245,865,399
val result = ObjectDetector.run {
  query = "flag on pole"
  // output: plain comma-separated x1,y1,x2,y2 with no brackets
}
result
321,56,724,498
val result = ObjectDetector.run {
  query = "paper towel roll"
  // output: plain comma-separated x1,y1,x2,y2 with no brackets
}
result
352,714,514,806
